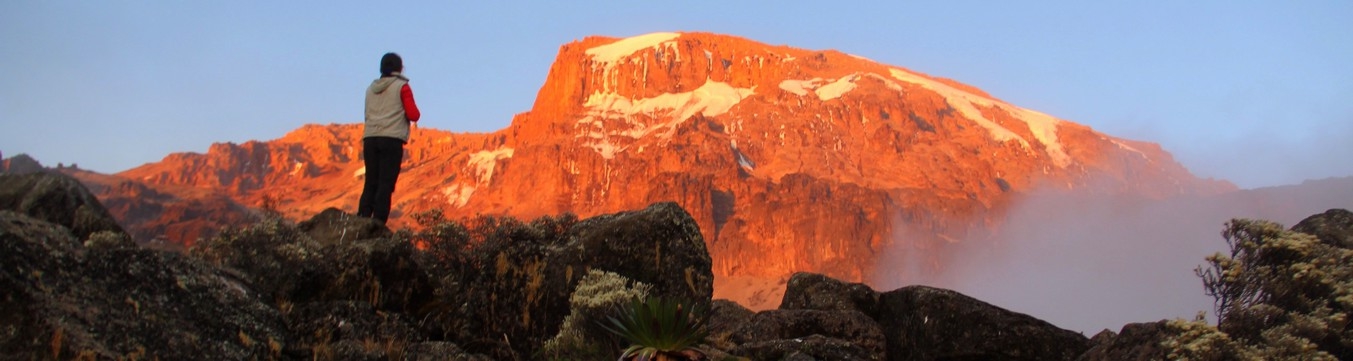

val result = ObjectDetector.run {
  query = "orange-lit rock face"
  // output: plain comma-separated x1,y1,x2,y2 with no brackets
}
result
101,32,1231,305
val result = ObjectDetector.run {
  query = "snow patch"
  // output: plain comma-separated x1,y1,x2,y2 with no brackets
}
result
815,74,860,101
1111,139,1149,159
576,80,753,159
778,78,821,96
291,161,306,176
467,147,514,184
585,80,753,124
888,68,1070,167
585,32,680,65
441,183,475,208
353,166,365,178
779,73,899,101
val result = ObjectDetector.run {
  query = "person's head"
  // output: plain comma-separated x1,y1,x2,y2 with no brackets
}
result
380,52,403,77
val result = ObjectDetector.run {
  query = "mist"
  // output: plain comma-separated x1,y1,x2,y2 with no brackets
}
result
872,178,1353,335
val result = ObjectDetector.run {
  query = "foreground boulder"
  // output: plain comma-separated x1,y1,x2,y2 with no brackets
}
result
779,272,880,316
878,285,1090,361
717,272,1090,361
1292,208,1353,249
0,211,286,360
729,309,886,360
297,207,392,247
444,201,716,357
0,172,124,240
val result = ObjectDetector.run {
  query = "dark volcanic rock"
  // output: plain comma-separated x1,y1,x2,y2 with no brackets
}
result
566,201,715,303
729,309,886,360
448,201,715,358
190,218,325,302
732,334,880,361
708,299,756,350
284,301,423,351
780,272,880,316
0,211,286,360
1292,208,1353,249
191,216,434,314
402,341,493,361
1075,321,1251,361
877,285,1089,361
0,172,125,240
297,207,392,246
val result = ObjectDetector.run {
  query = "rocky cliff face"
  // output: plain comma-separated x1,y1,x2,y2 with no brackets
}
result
99,32,1231,305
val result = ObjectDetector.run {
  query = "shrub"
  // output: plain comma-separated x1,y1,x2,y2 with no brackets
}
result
542,269,653,359
1194,219,1353,359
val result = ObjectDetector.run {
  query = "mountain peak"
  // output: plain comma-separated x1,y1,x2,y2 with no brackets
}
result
84,32,1233,308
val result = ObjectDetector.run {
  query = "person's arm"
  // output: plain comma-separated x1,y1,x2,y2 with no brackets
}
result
400,84,421,122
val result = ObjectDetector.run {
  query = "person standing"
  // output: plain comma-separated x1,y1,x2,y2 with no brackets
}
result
358,52,420,224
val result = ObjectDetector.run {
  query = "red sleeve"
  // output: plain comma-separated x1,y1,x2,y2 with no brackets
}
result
400,83,421,122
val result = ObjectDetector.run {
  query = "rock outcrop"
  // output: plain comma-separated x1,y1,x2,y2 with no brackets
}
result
0,176,712,359
713,271,1091,361
878,285,1090,360
0,211,286,360
0,153,45,175
0,172,124,240
1292,208,1353,249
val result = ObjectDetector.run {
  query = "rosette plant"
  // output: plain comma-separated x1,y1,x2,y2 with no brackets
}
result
601,297,709,361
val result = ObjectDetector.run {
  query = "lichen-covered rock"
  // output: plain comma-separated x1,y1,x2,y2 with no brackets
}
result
877,285,1089,361
1292,208,1353,249
83,229,137,251
283,301,424,358
310,236,435,313
297,207,392,246
402,341,493,361
192,216,434,314
0,211,286,360
190,217,325,302
565,201,714,303
779,272,880,316
443,201,715,359
728,309,885,360
0,172,125,240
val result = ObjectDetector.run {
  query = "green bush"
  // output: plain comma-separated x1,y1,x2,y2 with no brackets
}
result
542,269,652,360
1194,219,1353,359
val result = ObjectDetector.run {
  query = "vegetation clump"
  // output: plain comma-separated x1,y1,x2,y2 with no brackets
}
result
1191,218,1353,360
543,269,653,359
603,297,710,361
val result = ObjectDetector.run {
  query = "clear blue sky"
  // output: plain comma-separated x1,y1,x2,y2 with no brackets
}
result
2,1,1350,188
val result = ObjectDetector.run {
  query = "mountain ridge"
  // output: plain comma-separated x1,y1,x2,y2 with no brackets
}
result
66,32,1236,304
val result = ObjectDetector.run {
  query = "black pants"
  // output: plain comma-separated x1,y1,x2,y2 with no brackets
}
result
357,136,404,223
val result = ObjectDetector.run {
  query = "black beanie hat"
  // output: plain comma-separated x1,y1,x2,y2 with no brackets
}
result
380,52,403,76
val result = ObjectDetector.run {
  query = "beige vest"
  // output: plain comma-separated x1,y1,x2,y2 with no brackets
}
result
364,74,410,141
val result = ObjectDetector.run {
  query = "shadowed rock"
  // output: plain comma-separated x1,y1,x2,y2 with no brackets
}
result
0,211,285,360
877,285,1090,361
729,309,886,360
1292,208,1353,249
1075,321,1251,361
298,207,392,246
707,299,755,351
0,172,125,240
780,271,880,316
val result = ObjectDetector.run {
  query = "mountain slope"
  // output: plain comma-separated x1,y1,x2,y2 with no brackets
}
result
109,32,1232,302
